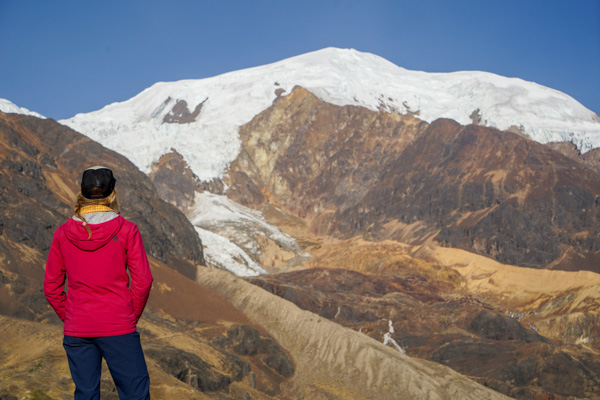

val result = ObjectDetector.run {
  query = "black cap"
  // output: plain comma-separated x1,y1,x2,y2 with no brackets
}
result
81,166,116,199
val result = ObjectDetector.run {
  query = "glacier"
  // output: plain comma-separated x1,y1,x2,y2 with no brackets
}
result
187,192,308,276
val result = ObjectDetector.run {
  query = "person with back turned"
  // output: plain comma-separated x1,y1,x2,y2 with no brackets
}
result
44,166,153,399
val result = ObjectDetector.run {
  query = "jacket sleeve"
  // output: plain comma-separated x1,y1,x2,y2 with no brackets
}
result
44,229,67,322
127,225,153,323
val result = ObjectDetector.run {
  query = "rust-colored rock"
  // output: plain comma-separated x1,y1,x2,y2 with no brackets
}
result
226,86,600,271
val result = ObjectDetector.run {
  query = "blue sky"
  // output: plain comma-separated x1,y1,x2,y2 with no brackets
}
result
1,0,598,119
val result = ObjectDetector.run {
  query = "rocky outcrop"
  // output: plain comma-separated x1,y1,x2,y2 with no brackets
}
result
214,325,294,379
468,310,544,342
226,86,600,271
227,86,426,213
161,98,206,124
145,346,241,392
547,141,600,174
149,149,197,209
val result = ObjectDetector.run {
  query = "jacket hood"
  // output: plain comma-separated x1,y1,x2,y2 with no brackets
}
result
63,215,125,251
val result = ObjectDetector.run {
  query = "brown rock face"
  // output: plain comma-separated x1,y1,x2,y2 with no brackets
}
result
149,149,197,209
162,98,206,124
360,119,600,269
226,86,600,271
227,86,426,212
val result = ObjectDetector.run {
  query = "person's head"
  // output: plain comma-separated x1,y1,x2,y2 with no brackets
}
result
75,166,120,238
81,166,116,200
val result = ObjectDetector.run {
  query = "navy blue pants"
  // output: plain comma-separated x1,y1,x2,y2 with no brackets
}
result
63,332,150,400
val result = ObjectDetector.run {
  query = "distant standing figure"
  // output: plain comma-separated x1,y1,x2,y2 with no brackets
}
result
44,166,153,400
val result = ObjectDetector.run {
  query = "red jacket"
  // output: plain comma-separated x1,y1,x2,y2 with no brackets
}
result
44,215,153,337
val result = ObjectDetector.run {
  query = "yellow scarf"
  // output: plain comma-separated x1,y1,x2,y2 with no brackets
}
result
79,205,114,215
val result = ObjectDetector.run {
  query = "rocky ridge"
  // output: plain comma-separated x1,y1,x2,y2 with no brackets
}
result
200,267,512,400
0,112,205,322
225,86,600,271
547,141,600,175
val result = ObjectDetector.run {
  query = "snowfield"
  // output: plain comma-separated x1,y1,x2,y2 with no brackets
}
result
59,47,600,183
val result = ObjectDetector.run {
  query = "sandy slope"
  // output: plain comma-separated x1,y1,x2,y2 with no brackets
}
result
416,244,600,311
197,267,512,400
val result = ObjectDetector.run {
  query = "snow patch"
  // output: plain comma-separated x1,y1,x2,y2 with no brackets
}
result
382,320,406,354
0,98,45,119
194,226,266,277
187,192,308,276
575,335,590,345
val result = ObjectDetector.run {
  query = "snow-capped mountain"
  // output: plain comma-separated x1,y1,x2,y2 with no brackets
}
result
0,98,45,119
61,47,600,183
